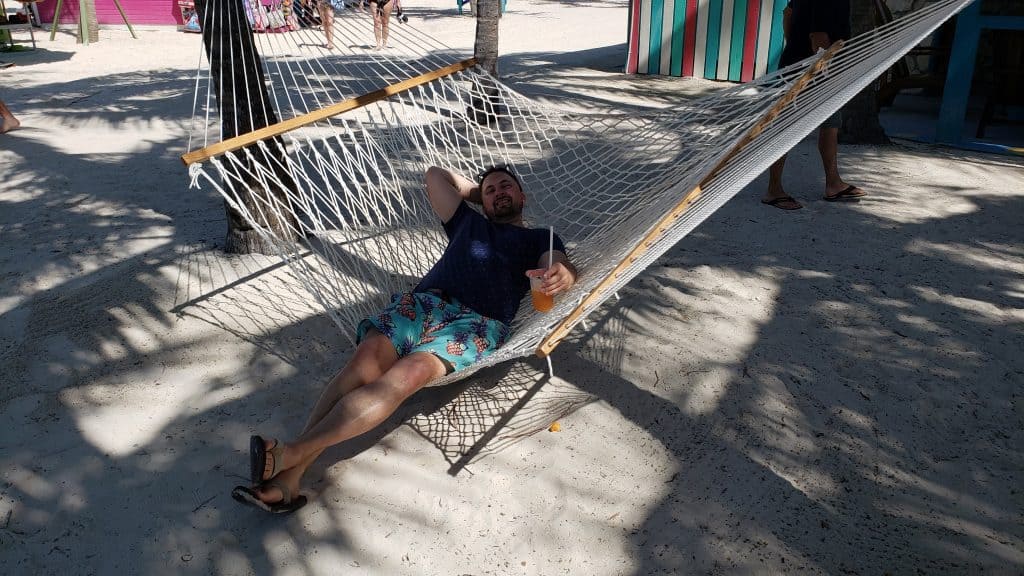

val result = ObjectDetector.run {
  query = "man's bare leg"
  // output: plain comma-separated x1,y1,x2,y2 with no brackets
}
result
303,329,397,433
319,1,334,48
819,127,865,199
762,154,803,210
379,1,392,47
371,2,382,48
0,100,20,134
254,351,446,503
254,329,396,482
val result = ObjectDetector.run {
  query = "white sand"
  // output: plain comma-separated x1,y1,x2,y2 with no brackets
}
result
2,1,1023,574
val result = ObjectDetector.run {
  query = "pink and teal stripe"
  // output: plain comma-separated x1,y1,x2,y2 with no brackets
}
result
626,0,787,81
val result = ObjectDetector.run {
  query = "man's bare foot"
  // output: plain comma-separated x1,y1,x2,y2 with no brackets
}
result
232,480,307,513
255,466,303,505
0,117,20,134
824,183,866,201
259,437,303,481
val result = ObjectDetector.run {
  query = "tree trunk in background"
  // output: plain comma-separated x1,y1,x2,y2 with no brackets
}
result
194,0,299,254
81,0,99,43
470,0,502,125
839,0,890,145
474,0,499,76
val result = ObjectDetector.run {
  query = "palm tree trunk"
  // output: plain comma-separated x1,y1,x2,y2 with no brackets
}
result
81,0,99,43
470,0,502,125
194,0,300,254
839,0,890,145
473,0,500,75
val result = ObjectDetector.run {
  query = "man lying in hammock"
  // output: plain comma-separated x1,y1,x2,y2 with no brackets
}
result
232,164,578,513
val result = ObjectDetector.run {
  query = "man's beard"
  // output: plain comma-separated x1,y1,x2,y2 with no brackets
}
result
488,196,522,221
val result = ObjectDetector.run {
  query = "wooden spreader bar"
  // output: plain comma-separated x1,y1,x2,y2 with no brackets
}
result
534,42,845,358
181,57,478,166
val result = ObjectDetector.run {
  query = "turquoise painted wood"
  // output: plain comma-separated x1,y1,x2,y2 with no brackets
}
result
705,0,724,79
671,0,686,76
936,0,1024,155
937,1,980,143
649,0,665,74
767,0,785,71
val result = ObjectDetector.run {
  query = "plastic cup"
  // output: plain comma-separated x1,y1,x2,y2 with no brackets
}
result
530,275,554,312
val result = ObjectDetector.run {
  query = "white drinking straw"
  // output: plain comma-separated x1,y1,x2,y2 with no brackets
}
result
548,226,554,269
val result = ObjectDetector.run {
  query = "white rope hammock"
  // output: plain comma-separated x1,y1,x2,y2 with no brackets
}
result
184,0,973,387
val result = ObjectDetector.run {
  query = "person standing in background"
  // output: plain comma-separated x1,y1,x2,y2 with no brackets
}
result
369,0,394,50
761,0,866,211
318,0,335,48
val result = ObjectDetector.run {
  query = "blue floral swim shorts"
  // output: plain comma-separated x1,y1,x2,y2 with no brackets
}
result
356,291,511,373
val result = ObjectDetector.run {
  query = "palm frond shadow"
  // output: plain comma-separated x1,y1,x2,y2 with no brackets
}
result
171,243,332,366
407,297,634,473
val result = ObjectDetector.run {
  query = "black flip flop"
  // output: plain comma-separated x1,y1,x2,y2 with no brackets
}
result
761,195,803,210
823,185,866,202
232,484,307,514
249,435,266,485
249,435,287,484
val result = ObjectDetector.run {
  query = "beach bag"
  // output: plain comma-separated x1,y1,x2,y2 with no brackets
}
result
281,0,299,30
266,7,286,29
183,11,201,32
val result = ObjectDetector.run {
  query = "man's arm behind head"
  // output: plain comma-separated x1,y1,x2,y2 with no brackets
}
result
425,166,480,223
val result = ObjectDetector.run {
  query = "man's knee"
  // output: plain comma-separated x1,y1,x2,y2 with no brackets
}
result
409,352,447,383
355,329,397,364
384,352,445,397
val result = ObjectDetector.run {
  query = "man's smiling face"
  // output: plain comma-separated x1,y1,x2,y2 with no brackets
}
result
480,170,525,223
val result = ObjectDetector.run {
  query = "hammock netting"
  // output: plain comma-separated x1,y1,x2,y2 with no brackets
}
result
185,0,972,387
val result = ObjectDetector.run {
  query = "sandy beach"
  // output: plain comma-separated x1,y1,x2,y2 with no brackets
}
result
2,1,1023,574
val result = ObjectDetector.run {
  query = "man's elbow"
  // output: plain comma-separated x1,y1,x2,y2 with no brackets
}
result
424,166,449,198
808,32,832,51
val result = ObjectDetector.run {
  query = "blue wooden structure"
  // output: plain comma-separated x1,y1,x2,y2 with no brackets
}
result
936,0,1024,155
457,0,506,16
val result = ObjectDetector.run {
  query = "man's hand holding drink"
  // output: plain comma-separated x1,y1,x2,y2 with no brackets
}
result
526,263,573,313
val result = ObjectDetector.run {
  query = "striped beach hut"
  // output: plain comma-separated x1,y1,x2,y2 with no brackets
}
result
626,0,788,82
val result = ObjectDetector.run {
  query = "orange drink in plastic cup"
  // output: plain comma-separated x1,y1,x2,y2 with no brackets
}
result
530,275,554,312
